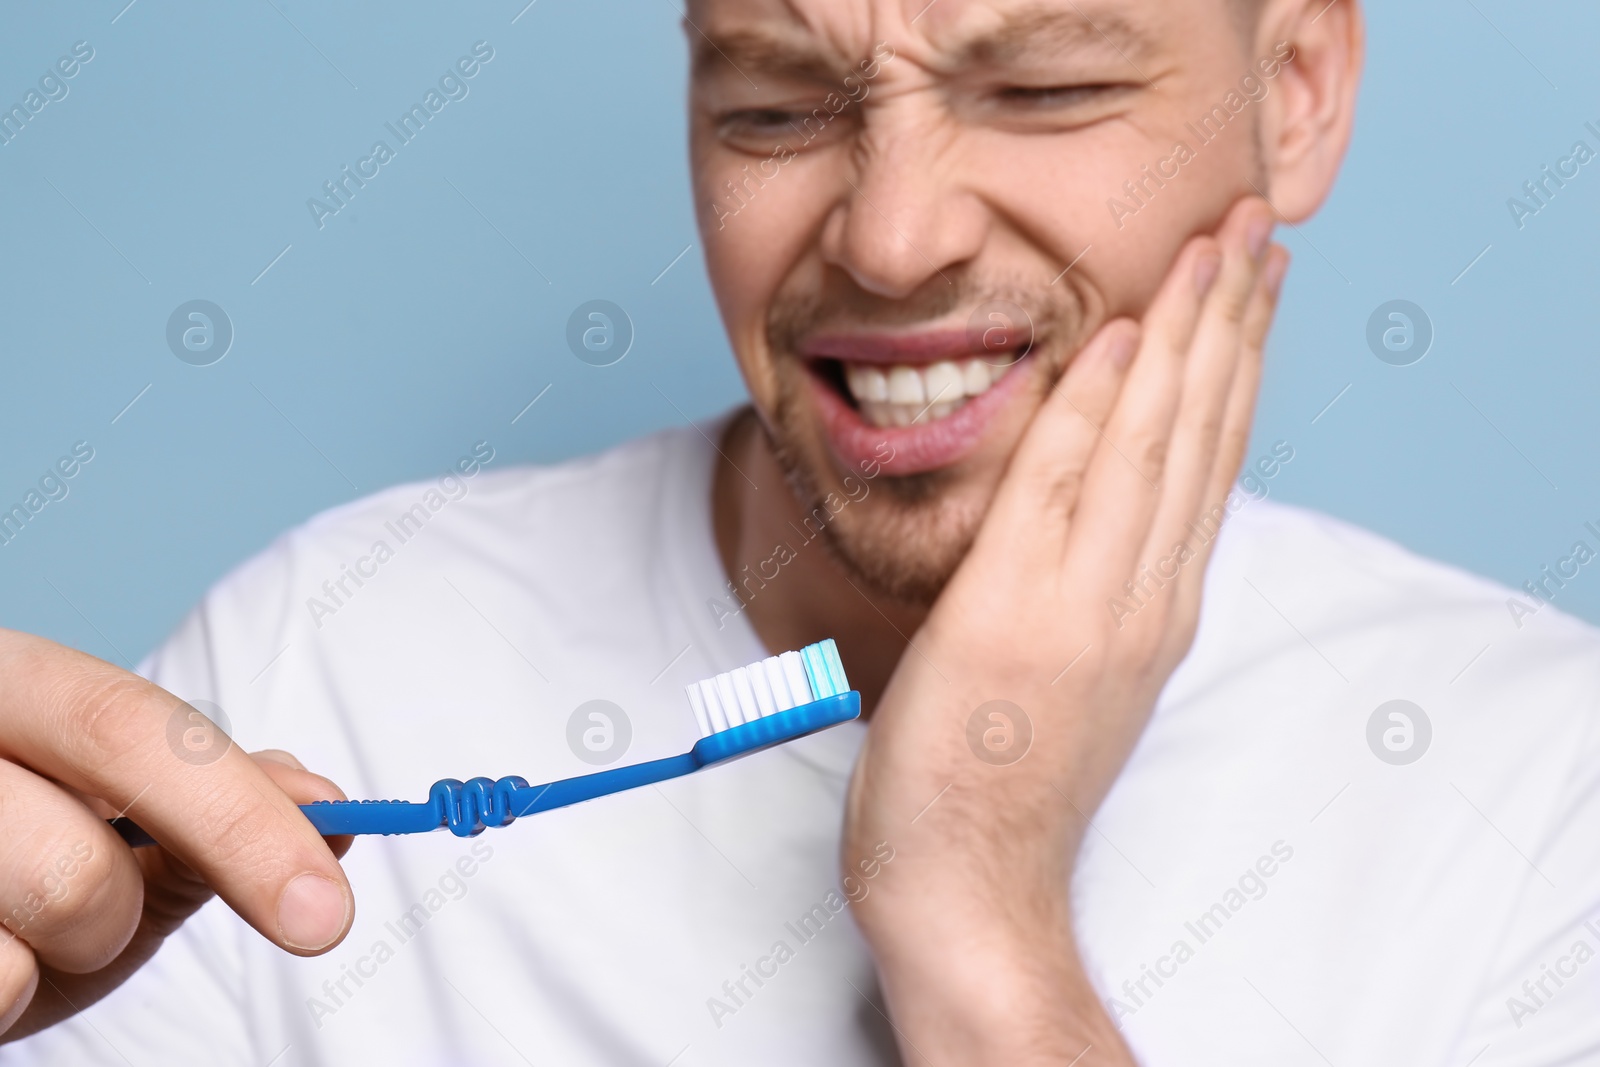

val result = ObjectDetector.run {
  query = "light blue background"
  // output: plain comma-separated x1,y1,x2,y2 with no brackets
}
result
1,1,1596,667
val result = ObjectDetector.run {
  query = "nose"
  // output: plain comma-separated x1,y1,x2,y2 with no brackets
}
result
818,113,989,300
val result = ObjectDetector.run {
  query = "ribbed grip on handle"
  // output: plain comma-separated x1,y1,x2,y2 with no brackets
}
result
301,775,532,838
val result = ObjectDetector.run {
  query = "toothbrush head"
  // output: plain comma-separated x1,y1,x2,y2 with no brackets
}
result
685,639,860,766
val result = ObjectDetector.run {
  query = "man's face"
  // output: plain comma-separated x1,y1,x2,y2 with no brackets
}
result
690,0,1276,604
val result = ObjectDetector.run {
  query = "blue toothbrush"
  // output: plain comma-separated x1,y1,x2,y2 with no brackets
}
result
110,639,859,847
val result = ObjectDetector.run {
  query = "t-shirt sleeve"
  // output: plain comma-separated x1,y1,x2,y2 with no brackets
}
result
1455,670,1600,1066
2,604,259,1066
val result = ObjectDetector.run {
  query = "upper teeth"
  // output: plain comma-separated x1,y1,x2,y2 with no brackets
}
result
845,357,1011,428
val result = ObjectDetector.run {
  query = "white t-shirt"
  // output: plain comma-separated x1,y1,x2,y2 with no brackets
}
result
8,421,1600,1067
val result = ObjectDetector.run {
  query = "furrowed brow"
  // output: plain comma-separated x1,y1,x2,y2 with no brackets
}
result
950,4,1154,69
690,28,856,86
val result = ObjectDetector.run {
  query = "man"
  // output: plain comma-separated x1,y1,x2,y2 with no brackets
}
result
3,0,1597,1063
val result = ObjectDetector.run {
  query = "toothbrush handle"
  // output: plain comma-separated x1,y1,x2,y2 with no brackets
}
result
105,804,435,848
108,775,533,848
106,754,703,848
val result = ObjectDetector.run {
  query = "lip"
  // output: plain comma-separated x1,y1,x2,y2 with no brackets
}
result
799,326,1030,366
806,351,1035,476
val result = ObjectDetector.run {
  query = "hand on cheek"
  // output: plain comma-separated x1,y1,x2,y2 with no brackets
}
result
842,195,1288,1060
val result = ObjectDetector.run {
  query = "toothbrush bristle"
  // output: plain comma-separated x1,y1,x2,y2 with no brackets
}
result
762,656,792,711
780,650,811,707
714,672,743,728
687,640,851,737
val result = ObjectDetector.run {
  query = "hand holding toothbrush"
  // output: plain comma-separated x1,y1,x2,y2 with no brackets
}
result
0,631,860,1043
0,632,356,1042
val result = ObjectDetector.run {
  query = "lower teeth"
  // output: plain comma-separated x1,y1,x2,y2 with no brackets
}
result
859,398,965,428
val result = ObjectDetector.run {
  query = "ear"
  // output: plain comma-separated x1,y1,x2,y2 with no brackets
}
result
1254,0,1365,222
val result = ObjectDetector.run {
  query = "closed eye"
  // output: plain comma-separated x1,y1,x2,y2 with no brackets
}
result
716,103,858,153
995,83,1126,109
720,108,803,136
968,80,1140,132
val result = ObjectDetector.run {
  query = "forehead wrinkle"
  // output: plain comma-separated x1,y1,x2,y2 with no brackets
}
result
691,25,860,85
941,2,1156,68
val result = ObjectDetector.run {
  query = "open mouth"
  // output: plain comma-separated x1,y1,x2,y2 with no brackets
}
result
795,326,1038,475
821,354,1022,428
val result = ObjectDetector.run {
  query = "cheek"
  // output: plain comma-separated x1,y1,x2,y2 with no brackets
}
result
698,199,783,403
695,145,841,390
974,127,1132,244
972,120,1251,318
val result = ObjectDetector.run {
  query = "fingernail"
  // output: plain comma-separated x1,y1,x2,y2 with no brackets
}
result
253,749,306,771
1247,217,1273,261
1108,332,1136,369
278,873,350,951
1265,250,1289,297
1194,251,1222,296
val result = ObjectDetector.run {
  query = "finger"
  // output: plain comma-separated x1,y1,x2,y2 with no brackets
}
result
1168,243,1289,629
252,749,306,771
1206,243,1289,510
1059,236,1222,588
981,318,1141,546
0,759,143,974
0,632,354,956
1140,199,1273,566
0,930,39,1036
251,752,355,862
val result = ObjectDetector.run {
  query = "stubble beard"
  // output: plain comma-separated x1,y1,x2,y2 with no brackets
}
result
759,274,1085,609
765,411,979,608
